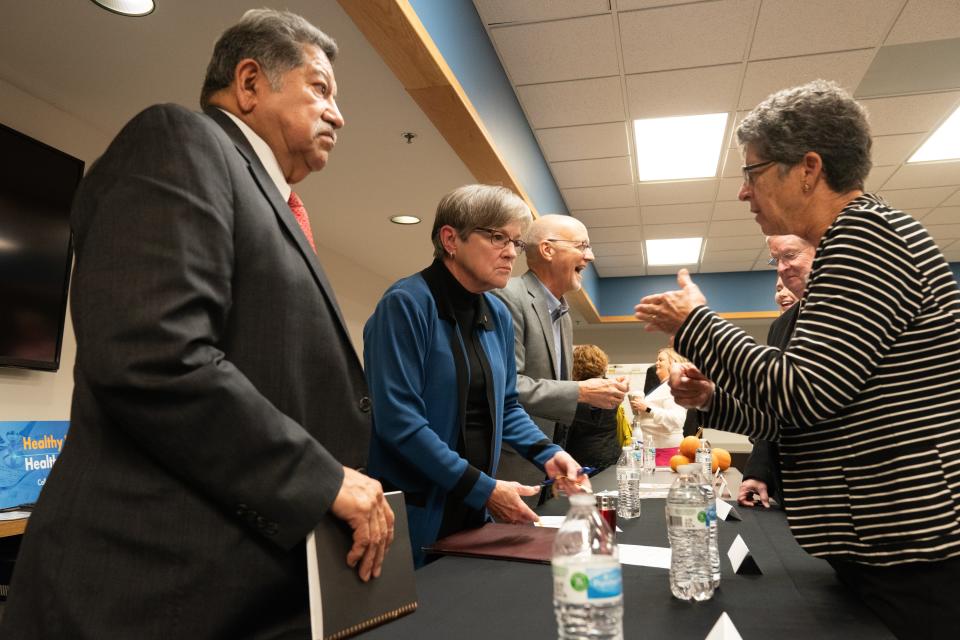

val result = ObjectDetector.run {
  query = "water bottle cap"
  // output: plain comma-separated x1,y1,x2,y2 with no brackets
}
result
677,463,701,475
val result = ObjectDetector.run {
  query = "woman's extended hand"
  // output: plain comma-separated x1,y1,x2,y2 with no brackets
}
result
486,480,540,523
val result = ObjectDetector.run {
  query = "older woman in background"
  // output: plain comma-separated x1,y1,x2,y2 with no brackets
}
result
364,184,585,566
629,347,688,466
636,80,960,638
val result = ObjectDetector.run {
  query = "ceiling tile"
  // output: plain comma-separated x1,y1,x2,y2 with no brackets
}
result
753,259,777,270
727,111,751,149
860,92,960,136
618,0,756,74
589,225,644,243
562,184,636,209
882,162,960,190
591,241,645,257
709,219,761,236
750,0,900,59
640,202,712,225
904,208,932,219
643,222,708,239
596,265,648,277
595,254,646,268
877,186,957,209
700,260,759,273
647,265,687,275
705,235,765,251
739,50,874,110
537,122,630,161
490,15,619,84
864,165,897,192
716,176,745,201
518,77,625,128
941,243,960,261
925,223,960,242
856,39,960,98
618,0,701,9
720,148,744,178
944,189,960,206
636,179,718,205
702,248,763,262
884,0,960,45
574,207,642,228
625,64,741,119
551,156,634,188
474,0,611,24
712,201,752,220
921,207,960,225
872,133,925,166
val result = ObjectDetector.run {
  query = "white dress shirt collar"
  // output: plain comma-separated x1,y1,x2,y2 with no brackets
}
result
218,109,291,201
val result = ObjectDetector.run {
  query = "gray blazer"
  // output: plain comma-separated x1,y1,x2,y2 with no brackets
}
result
492,271,578,489
0,105,371,639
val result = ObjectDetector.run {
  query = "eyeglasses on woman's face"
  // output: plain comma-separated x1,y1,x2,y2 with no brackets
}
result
741,159,777,186
474,227,527,252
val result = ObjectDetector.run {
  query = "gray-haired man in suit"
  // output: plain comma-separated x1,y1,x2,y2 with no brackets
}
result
494,215,628,501
1,10,392,639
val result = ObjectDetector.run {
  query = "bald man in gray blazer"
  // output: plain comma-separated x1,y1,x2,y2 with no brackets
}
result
494,215,628,501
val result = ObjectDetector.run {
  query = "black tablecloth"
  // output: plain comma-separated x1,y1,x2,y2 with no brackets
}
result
363,468,891,639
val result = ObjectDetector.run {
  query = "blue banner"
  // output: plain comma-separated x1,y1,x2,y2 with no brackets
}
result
0,421,69,509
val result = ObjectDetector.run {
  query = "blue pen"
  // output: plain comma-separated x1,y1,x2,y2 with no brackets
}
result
541,466,596,487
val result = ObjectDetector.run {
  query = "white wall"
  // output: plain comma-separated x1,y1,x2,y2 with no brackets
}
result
0,81,392,420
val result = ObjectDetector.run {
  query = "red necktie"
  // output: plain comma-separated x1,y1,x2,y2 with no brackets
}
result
287,191,316,253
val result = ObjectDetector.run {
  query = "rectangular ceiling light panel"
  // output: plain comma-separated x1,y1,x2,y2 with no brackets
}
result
646,237,703,266
908,105,960,163
634,112,728,181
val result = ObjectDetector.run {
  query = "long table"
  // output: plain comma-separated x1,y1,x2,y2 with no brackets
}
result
363,466,891,639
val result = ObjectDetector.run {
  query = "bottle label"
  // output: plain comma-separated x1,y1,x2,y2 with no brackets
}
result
666,504,707,529
552,558,623,604
705,502,716,527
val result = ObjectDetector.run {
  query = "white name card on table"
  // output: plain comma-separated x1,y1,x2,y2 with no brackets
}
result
727,534,762,575
715,499,741,521
618,544,671,569
705,612,743,640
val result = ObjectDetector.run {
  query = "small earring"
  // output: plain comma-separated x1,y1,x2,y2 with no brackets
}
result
802,182,810,193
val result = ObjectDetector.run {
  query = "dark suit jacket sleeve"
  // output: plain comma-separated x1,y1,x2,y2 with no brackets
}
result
69,105,343,548
492,283,579,425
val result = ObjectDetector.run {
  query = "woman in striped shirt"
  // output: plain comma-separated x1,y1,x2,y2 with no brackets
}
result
635,80,960,639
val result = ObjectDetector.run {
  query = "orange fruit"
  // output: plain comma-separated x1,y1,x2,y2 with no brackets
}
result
713,448,732,472
669,454,691,472
679,435,701,460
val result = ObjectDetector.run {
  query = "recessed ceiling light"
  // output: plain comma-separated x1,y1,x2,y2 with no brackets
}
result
390,215,421,225
634,113,728,181
646,237,703,266
89,0,155,17
908,105,960,163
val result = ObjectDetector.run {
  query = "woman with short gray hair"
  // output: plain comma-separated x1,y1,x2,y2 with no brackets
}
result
364,184,586,566
636,80,960,638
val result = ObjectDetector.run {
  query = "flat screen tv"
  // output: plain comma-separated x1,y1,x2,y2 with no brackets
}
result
0,122,83,371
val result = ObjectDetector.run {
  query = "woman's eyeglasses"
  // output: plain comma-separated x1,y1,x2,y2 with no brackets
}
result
474,227,527,252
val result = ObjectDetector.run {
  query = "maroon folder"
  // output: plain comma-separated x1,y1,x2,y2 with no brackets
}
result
424,522,557,564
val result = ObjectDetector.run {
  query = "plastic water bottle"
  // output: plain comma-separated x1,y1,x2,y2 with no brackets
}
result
665,463,714,602
631,432,643,467
698,471,721,589
553,494,624,639
643,437,656,473
616,446,641,519
695,439,712,481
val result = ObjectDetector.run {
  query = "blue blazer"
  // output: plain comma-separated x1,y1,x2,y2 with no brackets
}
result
364,262,560,565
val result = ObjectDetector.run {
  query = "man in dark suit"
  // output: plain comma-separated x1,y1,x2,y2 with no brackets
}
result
0,10,392,639
738,234,814,508
493,215,628,500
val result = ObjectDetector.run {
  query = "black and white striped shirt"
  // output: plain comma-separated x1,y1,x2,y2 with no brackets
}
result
677,194,960,566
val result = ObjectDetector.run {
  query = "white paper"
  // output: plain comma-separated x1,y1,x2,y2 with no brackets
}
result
535,515,622,532
705,612,743,640
617,543,671,569
716,499,740,521
727,534,750,571
0,511,30,521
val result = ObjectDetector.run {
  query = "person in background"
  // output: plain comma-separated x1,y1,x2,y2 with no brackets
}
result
774,276,798,312
738,234,814,509
364,185,586,567
493,214,628,502
637,80,960,638
629,347,688,466
0,10,392,639
563,344,629,473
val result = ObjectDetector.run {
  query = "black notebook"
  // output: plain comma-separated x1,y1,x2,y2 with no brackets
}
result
306,491,417,639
